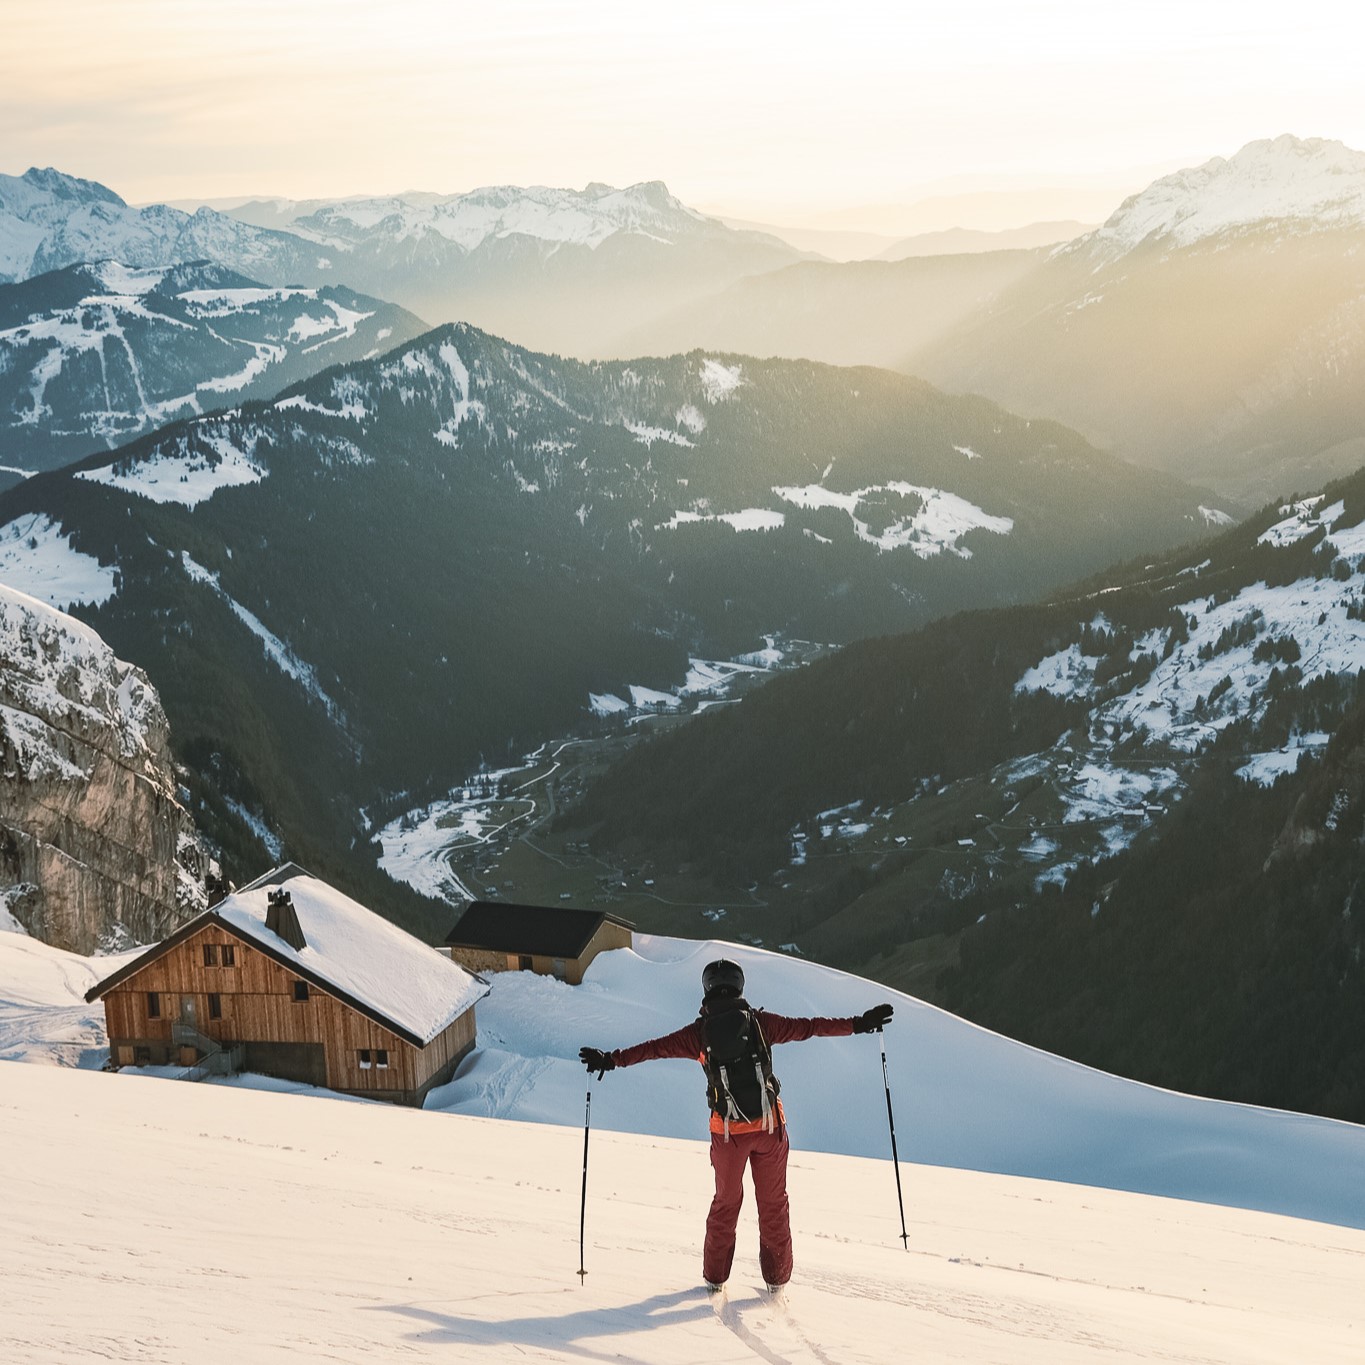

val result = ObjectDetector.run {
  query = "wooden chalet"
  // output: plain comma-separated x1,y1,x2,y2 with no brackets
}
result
444,901,633,984
86,864,485,1107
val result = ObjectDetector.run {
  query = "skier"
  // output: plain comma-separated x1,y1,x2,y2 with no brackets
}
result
578,957,893,1293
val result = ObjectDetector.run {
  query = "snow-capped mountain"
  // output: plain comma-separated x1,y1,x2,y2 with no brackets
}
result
0,579,210,952
560,465,1365,1125
913,136,1365,502
1075,136,1365,261
0,260,429,476
250,179,805,357
269,180,767,254
0,323,1222,887
0,168,335,287
0,168,805,357
3,935,1362,1362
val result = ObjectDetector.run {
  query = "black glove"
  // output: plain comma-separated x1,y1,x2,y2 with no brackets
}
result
579,1046,615,1077
853,1003,894,1034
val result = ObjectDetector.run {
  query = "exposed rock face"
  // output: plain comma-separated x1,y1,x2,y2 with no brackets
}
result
0,583,206,952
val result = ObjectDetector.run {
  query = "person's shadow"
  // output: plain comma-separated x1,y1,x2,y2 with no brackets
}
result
370,1287,715,1360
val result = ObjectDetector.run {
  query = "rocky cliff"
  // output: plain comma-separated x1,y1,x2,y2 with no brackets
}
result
0,583,208,952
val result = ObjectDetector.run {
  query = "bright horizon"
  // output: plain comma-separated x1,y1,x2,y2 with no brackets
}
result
5,1,1364,229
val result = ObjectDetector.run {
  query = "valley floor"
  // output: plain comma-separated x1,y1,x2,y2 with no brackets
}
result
4,1062,1362,1364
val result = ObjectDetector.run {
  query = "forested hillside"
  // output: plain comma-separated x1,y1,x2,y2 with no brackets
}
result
0,323,1223,905
561,466,1365,1121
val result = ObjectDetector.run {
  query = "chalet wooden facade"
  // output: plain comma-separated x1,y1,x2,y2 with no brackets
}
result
87,865,484,1106
444,901,633,984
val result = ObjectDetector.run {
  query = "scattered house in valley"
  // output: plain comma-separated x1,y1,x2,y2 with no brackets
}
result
85,864,485,1106
444,901,634,984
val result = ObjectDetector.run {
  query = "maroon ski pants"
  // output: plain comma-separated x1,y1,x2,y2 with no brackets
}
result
703,1126,793,1287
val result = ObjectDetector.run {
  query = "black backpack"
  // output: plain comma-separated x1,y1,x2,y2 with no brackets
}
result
700,998,780,1132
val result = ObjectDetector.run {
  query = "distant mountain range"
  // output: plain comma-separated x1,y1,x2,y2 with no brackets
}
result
0,259,428,479
9,143,1365,504
0,169,804,358
0,323,1225,886
622,138,1365,505
559,461,1365,1124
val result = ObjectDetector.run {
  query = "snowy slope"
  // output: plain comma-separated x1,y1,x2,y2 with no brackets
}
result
0,259,426,473
2,1014,1363,1362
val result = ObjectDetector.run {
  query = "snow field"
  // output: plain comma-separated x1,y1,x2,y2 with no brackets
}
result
0,513,118,610
76,433,266,507
772,481,1013,557
1,1059,1361,1364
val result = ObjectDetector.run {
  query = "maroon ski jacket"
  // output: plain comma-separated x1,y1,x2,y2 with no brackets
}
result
608,1008,859,1136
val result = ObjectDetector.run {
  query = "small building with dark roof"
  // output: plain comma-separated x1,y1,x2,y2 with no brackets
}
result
444,901,633,983
86,864,485,1106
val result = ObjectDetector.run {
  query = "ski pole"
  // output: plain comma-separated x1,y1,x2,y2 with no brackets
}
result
879,1028,909,1249
577,1084,592,1280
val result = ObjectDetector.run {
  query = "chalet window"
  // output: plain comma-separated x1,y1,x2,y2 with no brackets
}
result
518,954,534,971
208,993,222,1020
147,991,161,1019
375,1049,389,1069
221,943,236,967
134,1046,151,1065
293,980,310,1002
203,944,218,967
359,1049,372,1069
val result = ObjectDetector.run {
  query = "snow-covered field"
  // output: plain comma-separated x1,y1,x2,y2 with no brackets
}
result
3,925,1364,1360
0,514,118,611
2,1046,1361,1362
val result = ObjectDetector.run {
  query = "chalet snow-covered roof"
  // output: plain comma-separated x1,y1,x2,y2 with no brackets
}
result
88,865,484,1048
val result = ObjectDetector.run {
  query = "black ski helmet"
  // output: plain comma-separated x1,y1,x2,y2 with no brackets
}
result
702,958,745,999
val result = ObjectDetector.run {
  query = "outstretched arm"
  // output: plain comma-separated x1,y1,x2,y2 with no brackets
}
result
579,1019,704,1075
761,1003,894,1045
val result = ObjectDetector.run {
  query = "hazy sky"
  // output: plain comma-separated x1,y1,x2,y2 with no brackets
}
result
4,0,1363,224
